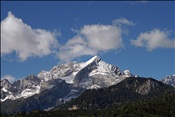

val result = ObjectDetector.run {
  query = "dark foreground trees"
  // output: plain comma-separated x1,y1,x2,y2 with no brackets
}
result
2,93,175,117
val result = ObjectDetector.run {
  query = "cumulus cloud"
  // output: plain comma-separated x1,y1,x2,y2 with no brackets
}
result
1,75,16,83
131,29,175,51
58,23,129,61
1,12,59,61
81,25,123,51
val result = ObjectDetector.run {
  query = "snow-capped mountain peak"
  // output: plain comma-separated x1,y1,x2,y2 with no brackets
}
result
1,56,134,102
85,55,101,65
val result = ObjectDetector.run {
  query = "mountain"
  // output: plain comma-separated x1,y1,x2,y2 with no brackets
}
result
161,74,175,87
59,77,175,110
1,56,133,114
1,75,41,102
37,55,133,89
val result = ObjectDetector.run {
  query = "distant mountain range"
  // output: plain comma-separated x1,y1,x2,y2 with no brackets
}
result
1,56,174,115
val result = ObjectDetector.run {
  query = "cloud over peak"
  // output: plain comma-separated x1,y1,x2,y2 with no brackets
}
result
58,23,128,62
58,36,96,61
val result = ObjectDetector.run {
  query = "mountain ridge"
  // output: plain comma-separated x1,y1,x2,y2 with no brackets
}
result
1,56,133,102
58,77,175,110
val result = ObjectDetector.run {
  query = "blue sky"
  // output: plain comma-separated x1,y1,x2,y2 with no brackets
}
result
1,1,175,82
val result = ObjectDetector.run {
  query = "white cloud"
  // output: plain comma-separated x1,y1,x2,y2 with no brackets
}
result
58,23,126,61
81,24,123,51
1,12,59,61
131,29,175,51
1,75,16,83
113,17,135,26
1,12,134,62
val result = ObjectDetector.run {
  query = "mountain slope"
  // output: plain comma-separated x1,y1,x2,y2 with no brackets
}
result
37,55,132,89
1,79,84,114
1,56,134,114
59,77,175,110
1,75,41,102
1,56,131,102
